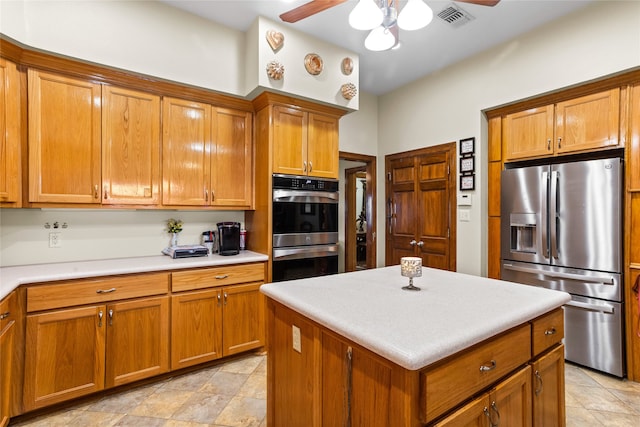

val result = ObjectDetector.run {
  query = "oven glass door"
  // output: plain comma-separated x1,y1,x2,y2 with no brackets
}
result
272,190,338,235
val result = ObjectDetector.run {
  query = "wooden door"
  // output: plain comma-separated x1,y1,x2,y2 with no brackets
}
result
416,151,453,270
222,282,265,356
503,105,554,161
211,107,253,208
105,296,169,388
28,70,101,203
24,305,106,410
0,310,14,427
171,289,223,370
162,97,211,206
273,105,306,176
307,113,338,179
532,345,565,427
0,59,21,205
492,365,532,427
102,86,160,205
555,88,620,154
386,143,456,270
432,394,488,426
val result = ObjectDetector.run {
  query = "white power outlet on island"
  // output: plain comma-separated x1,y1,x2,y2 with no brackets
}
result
292,325,301,353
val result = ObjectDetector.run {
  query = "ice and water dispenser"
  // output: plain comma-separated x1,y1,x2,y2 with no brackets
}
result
509,213,537,254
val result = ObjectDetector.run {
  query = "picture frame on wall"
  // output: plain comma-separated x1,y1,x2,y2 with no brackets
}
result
460,137,475,157
460,174,475,191
460,156,475,174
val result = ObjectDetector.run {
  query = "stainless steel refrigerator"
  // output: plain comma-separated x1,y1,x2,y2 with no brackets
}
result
500,156,624,377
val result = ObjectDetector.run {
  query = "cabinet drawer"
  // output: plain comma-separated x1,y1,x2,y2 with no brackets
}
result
171,262,264,292
531,308,564,356
420,323,531,423
0,291,16,331
27,273,169,312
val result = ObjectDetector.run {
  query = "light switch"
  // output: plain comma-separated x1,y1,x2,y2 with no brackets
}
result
292,325,301,353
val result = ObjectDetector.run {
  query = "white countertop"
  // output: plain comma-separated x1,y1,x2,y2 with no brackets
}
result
0,251,268,300
260,266,571,371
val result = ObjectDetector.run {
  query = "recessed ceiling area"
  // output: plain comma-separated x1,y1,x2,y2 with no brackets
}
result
159,0,595,95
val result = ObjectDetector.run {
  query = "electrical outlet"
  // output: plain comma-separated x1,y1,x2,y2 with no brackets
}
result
49,232,61,248
292,325,301,353
459,209,471,222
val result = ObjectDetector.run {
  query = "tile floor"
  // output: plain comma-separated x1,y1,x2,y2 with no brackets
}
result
9,353,640,426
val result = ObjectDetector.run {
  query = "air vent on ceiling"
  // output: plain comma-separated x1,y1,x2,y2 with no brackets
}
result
437,3,475,28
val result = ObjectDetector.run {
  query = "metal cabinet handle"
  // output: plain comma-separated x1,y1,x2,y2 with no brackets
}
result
96,288,116,294
98,310,103,327
417,241,424,247
309,161,312,172
94,184,99,199
217,292,222,306
535,369,544,396
223,292,228,305
558,136,562,149
544,327,556,336
547,138,551,150
0,312,10,320
303,161,307,172
108,309,113,326
345,346,353,427
211,189,214,202
215,275,229,280
479,360,497,372
409,240,417,246
490,401,501,426
205,188,208,202
104,185,109,199
484,407,492,426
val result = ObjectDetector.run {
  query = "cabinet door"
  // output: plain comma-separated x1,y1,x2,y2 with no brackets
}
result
0,59,21,206
102,86,160,205
211,108,253,208
105,296,169,388
322,332,395,427
28,70,101,203
307,113,338,179
432,394,488,427
222,282,265,356
532,345,565,427
273,106,306,176
492,365,532,427
24,305,106,410
0,308,14,427
555,88,620,154
504,105,554,161
162,97,211,206
171,289,223,370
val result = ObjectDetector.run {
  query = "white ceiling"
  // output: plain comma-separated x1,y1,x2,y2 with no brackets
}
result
159,0,595,95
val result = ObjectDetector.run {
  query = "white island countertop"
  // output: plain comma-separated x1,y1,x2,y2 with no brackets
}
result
260,266,570,371
0,251,268,300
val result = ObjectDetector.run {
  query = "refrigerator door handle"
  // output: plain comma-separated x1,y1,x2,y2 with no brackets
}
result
550,170,559,260
541,171,549,259
502,263,615,285
565,299,615,314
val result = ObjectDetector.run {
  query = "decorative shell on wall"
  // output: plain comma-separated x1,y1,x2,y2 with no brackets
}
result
266,30,284,51
304,53,323,75
266,60,285,80
341,83,357,100
341,57,354,75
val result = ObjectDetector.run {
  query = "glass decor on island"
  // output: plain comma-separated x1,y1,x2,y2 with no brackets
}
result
401,256,422,291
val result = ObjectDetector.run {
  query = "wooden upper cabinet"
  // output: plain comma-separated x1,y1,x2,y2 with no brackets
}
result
555,88,620,154
28,69,102,203
307,112,338,179
630,83,640,190
272,105,339,179
504,105,554,161
162,97,212,206
0,59,21,206
211,108,253,208
273,105,307,176
504,88,621,161
102,86,160,205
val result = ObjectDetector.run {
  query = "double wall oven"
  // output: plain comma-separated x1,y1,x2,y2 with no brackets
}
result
272,175,339,282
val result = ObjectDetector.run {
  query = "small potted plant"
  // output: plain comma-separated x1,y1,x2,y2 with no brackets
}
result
167,218,183,247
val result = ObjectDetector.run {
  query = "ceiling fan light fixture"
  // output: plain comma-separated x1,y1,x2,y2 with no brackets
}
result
397,0,433,31
364,25,397,51
349,0,384,31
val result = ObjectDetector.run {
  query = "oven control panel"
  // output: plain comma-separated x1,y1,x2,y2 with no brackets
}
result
273,175,339,192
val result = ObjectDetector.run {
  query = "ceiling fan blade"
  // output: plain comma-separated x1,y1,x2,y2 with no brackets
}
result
455,0,501,6
280,0,348,23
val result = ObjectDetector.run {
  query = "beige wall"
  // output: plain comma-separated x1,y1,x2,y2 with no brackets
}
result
376,0,640,275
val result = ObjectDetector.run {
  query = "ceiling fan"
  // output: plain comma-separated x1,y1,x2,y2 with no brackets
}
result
280,0,500,24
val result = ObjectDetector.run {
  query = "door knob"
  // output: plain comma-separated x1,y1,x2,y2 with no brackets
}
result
417,241,424,247
409,240,417,246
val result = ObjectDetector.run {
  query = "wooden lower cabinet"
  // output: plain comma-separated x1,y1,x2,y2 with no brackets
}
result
434,365,532,426
0,292,16,427
171,282,264,370
24,296,169,411
532,345,565,427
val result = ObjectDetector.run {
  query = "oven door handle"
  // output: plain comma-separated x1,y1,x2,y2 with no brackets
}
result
273,244,339,261
273,189,339,204
565,299,615,314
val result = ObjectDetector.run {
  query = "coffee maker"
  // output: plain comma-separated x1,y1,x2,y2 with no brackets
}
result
217,222,240,255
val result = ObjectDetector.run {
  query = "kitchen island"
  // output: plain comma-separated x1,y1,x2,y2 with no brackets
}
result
260,266,571,426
